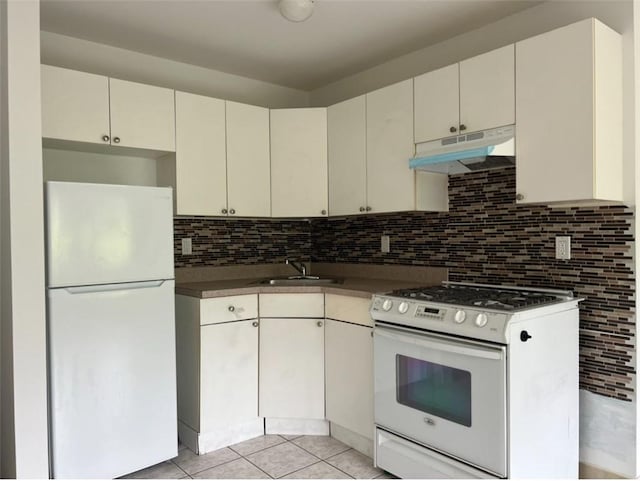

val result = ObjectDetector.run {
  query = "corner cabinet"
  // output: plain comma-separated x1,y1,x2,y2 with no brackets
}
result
414,44,515,143
41,65,175,152
258,293,328,434
270,109,328,218
175,294,263,454
515,18,623,204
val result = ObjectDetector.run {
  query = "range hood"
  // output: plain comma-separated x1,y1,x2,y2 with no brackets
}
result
410,125,515,174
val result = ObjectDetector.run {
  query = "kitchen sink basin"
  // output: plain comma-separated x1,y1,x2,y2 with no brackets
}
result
257,276,342,286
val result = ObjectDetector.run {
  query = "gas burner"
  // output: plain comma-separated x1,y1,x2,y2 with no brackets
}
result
390,283,562,311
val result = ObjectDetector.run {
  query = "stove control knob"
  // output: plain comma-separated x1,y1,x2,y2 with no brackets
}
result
475,313,488,328
382,299,393,312
398,302,409,314
454,310,466,324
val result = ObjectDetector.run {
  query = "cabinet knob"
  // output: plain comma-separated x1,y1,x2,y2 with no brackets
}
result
449,126,457,133
252,321,259,327
113,136,121,144
229,208,236,215
366,206,372,212
228,305,235,312
317,321,323,327
359,207,365,212
102,135,110,142
516,193,524,201
321,210,327,215
459,124,467,131
221,208,228,214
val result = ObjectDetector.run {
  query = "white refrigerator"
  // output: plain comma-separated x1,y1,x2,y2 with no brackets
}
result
45,181,178,479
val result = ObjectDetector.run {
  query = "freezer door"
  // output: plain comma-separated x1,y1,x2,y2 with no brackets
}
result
45,181,174,287
48,280,177,479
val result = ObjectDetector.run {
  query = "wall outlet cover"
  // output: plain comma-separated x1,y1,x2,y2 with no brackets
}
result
555,236,571,260
181,237,192,255
381,235,390,253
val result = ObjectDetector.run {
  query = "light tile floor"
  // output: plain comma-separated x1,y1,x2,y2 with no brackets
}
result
125,435,394,479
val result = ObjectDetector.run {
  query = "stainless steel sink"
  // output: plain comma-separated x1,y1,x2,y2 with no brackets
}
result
257,276,342,286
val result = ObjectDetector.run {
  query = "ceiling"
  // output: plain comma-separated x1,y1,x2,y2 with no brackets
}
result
40,0,541,91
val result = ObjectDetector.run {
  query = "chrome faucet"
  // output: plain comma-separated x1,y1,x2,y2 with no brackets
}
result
286,258,307,277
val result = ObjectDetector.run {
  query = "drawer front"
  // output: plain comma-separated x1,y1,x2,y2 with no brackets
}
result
200,295,258,325
325,294,373,327
259,293,324,318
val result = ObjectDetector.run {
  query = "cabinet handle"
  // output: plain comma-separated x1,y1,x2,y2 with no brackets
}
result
221,208,228,214
321,210,327,215
102,135,110,142
317,321,323,327
516,193,524,201
359,207,365,212
229,208,236,215
449,126,457,133
113,136,121,144
459,124,467,131
252,321,259,327
228,306,235,312
366,206,372,212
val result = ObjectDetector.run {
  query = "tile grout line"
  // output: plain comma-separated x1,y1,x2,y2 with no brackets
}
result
228,435,289,458
238,450,277,479
169,459,191,479
288,439,354,476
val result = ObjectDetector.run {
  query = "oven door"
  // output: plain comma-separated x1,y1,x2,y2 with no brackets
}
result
374,324,507,477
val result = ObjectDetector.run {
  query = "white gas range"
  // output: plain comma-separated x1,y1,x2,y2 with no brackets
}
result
371,282,580,479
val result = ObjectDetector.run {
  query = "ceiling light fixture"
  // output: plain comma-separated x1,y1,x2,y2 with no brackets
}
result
278,0,315,22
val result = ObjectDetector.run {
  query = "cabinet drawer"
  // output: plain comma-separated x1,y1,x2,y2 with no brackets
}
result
325,294,373,327
259,293,324,318
200,295,258,325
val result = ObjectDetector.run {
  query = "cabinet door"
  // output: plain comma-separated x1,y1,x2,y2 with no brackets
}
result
515,19,622,204
366,79,415,213
200,320,259,432
109,78,175,152
325,320,373,440
226,101,271,217
414,64,459,143
459,45,514,134
328,96,367,216
175,91,226,216
41,65,110,145
270,109,328,217
259,318,325,419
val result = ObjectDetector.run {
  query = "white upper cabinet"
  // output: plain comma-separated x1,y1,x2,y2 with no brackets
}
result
226,101,271,217
270,108,328,218
459,45,515,135
109,78,175,152
414,64,459,143
328,96,367,216
366,79,418,213
41,65,111,145
41,65,175,152
174,91,226,216
515,18,623,204
414,45,515,143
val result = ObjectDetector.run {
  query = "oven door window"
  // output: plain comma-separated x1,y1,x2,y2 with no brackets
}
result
396,355,472,427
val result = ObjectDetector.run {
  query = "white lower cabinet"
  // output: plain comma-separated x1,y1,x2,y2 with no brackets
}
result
259,317,325,420
324,294,374,456
175,294,262,454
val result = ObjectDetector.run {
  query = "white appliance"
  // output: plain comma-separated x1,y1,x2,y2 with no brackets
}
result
371,282,579,479
410,125,515,174
45,181,178,479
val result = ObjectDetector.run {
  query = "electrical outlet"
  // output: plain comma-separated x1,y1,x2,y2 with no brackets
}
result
555,236,571,260
181,238,192,255
381,235,390,253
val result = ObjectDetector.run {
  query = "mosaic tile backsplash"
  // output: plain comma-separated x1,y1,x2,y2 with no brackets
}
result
174,167,635,401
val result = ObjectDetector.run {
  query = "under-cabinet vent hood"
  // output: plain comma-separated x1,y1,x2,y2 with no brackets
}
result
410,125,515,174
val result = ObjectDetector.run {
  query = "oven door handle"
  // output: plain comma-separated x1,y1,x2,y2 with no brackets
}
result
375,327,504,361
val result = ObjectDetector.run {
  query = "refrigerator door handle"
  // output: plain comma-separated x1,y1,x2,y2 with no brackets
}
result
64,280,167,294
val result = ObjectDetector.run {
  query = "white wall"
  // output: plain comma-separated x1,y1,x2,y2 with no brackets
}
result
41,31,310,109
0,0,49,478
43,148,159,187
